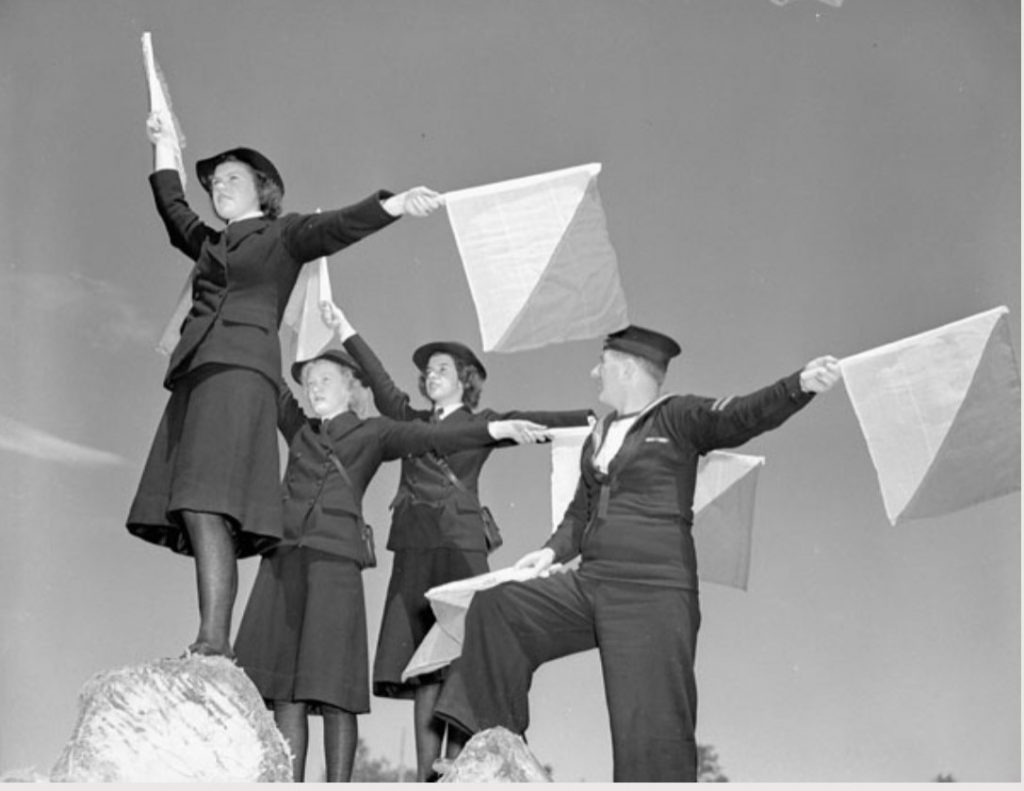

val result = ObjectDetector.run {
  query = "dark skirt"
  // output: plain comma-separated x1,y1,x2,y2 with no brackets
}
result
372,547,488,699
126,364,282,558
234,548,369,714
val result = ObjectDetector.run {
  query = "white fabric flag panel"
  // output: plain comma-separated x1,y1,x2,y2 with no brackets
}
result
444,163,628,353
840,306,1020,525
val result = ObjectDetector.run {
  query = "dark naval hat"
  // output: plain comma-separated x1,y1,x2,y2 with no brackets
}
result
196,147,285,195
291,347,366,386
412,341,487,380
603,325,681,368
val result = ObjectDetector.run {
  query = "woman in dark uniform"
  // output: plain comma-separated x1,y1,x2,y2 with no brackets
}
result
232,347,549,781
321,300,593,780
127,112,443,658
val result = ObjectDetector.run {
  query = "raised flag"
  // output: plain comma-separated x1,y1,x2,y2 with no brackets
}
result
143,32,194,356
443,163,629,353
840,306,1020,525
141,32,187,187
280,256,335,373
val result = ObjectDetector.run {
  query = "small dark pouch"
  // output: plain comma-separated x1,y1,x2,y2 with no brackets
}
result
327,451,377,569
478,505,504,553
431,452,503,554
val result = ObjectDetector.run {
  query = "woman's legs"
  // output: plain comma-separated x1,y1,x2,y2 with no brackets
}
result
273,700,309,781
444,722,468,758
181,509,237,657
322,705,358,782
414,681,445,781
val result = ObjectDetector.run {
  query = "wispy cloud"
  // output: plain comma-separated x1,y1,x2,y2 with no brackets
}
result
0,270,159,351
0,414,126,466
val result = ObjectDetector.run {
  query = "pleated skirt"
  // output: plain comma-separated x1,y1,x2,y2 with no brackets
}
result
126,364,283,558
234,548,369,714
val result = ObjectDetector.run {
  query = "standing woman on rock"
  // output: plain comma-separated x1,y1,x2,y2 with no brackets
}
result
127,112,443,658
321,299,594,781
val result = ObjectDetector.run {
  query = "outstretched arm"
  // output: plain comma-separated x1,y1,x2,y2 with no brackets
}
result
683,354,842,453
378,417,552,461
381,186,445,218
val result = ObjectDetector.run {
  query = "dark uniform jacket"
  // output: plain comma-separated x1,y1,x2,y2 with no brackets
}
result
342,334,594,552
545,372,815,590
275,381,500,564
149,169,397,389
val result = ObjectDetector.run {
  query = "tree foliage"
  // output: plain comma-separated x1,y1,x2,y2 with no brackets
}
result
698,744,729,782
349,739,416,783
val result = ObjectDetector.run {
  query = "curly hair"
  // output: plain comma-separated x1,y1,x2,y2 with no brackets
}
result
252,169,283,219
418,357,484,410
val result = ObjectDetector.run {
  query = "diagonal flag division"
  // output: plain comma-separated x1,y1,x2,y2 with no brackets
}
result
444,163,629,353
549,427,765,590
691,451,765,590
840,306,1020,525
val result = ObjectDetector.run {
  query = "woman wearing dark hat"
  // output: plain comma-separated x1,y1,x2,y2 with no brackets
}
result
127,113,444,660
319,300,594,781
231,347,550,781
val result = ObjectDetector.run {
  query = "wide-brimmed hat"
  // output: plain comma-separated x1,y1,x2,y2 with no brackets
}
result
603,325,681,368
412,341,487,380
291,348,366,385
196,147,285,195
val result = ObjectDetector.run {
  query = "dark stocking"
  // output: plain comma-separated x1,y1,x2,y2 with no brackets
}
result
181,510,237,657
322,704,358,782
273,700,309,781
414,682,446,781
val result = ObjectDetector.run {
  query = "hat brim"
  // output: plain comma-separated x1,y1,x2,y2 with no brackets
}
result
196,147,285,195
291,349,366,385
412,342,487,379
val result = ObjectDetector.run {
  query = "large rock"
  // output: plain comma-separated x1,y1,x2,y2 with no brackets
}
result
437,726,551,783
50,655,291,783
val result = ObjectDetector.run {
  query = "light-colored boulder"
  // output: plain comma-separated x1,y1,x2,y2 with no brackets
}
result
437,726,551,783
50,655,291,783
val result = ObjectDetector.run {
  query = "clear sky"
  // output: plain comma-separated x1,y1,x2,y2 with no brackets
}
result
0,0,1019,783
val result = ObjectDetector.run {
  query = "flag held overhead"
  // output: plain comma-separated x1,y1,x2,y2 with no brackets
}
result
141,32,187,188
280,256,336,376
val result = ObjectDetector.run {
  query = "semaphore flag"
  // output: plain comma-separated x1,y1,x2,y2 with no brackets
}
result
143,32,195,357
443,163,629,353
400,440,767,680
280,255,335,373
840,306,1020,525
550,426,765,590
141,32,187,187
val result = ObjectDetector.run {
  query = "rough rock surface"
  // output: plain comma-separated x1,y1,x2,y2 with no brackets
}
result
437,726,551,783
49,655,291,782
